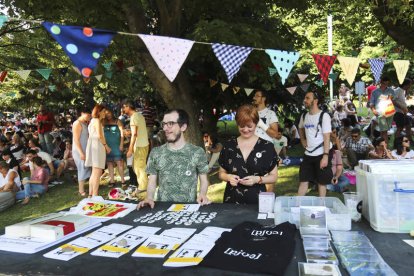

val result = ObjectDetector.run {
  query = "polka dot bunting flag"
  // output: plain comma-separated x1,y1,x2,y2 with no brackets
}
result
265,50,300,85
42,22,116,78
138,34,195,82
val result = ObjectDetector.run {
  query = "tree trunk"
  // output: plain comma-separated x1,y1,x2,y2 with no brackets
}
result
122,2,203,147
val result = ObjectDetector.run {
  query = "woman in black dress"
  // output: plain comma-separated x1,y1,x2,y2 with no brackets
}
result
218,104,278,204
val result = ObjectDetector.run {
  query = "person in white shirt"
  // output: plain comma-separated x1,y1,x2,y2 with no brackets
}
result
391,136,414,160
273,129,288,160
393,79,412,140
252,90,278,192
298,89,333,197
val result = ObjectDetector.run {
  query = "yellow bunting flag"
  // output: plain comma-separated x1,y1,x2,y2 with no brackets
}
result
233,86,240,94
244,88,254,96
209,79,218,87
337,56,360,85
393,60,410,84
221,83,229,91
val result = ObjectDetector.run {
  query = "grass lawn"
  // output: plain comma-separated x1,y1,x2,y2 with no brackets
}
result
0,119,356,229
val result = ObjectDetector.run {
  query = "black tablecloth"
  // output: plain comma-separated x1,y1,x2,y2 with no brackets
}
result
0,202,412,275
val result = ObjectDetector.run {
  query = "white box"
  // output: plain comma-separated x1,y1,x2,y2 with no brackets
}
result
5,213,62,238
356,162,414,233
30,215,90,241
274,196,351,231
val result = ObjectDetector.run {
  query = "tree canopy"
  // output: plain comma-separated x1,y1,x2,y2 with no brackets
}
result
0,0,413,144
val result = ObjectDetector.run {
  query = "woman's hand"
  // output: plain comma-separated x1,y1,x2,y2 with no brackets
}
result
238,175,259,186
227,174,240,186
105,145,111,154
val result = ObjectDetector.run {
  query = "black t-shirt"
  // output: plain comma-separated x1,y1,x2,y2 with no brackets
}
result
218,138,278,204
202,221,296,275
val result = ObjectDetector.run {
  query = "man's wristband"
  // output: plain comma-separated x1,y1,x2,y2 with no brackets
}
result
258,176,263,184
323,153,329,156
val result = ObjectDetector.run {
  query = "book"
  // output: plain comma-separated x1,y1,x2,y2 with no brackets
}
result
5,213,62,238
30,215,90,241
305,244,338,265
298,262,341,276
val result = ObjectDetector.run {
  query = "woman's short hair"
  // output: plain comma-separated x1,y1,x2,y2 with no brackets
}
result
235,104,259,127
91,104,106,118
373,137,385,148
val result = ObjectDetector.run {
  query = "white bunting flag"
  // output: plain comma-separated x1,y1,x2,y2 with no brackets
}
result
138,34,195,82
127,66,135,73
244,88,254,96
72,66,81,75
15,70,31,81
337,56,360,85
393,60,410,84
221,83,229,91
95,74,103,82
286,86,297,95
28,89,35,94
297,74,308,83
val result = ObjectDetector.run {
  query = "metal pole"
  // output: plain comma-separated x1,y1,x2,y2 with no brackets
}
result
328,14,333,100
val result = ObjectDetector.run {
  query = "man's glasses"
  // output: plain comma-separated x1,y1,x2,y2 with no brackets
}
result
161,121,179,128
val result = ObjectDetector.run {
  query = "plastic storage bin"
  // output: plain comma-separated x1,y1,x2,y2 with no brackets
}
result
274,196,351,231
356,162,414,233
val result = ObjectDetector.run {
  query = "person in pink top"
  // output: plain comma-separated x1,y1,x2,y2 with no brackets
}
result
15,156,49,205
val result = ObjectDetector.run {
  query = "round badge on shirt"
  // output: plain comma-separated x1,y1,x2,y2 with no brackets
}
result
185,170,192,176
256,152,262,158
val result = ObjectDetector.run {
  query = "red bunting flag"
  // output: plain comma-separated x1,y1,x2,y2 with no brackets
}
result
312,54,337,84
0,71,8,82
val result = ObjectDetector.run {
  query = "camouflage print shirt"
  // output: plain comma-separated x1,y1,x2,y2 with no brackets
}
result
146,143,209,202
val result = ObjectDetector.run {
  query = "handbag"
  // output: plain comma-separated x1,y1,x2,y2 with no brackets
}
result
377,96,396,117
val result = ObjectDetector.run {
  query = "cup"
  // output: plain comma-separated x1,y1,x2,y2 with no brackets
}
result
343,192,361,222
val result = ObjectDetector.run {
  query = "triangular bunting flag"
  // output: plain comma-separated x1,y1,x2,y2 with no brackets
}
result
315,79,324,87
0,15,8,28
127,66,135,73
265,50,301,84
75,80,81,86
105,71,113,79
209,79,218,87
268,67,277,76
233,86,240,94
245,88,254,96
393,60,410,84
72,66,81,75
337,56,360,85
221,83,229,91
36,69,52,80
59,67,68,76
0,71,8,82
138,34,195,82
28,89,35,94
300,83,310,92
297,74,308,83
95,74,103,81
286,86,297,95
368,58,386,84
312,54,337,84
15,70,31,81
102,62,112,71
84,77,91,83
48,85,56,92
42,22,116,78
328,72,339,81
212,43,253,83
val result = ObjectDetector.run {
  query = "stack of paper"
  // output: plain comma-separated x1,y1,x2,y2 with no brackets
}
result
164,226,231,267
91,226,160,258
67,197,137,219
44,223,132,261
132,228,196,258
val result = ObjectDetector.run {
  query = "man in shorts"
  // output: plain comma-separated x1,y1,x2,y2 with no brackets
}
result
298,89,333,197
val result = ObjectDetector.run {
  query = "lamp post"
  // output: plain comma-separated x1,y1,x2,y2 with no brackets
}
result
328,13,333,100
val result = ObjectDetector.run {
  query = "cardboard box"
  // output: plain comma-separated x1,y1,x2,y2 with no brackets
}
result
31,215,90,241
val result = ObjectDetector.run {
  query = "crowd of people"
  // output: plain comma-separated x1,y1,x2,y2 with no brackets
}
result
1,76,413,210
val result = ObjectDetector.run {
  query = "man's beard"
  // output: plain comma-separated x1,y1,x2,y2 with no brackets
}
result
167,131,182,143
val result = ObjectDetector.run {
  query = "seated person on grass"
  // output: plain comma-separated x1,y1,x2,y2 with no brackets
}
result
326,149,350,193
368,137,394,160
0,161,22,211
15,156,49,205
25,149,65,183
344,128,374,169
272,129,288,160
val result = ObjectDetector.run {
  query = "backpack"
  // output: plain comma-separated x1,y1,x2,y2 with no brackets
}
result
301,111,328,138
